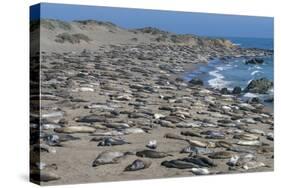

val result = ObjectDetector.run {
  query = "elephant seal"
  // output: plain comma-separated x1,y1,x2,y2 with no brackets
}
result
193,154,217,167
146,140,157,149
104,122,130,129
181,130,201,138
54,126,96,134
227,153,257,167
187,139,216,148
233,133,259,141
43,134,80,146
124,159,152,171
164,133,186,141
215,141,233,148
122,128,145,135
201,130,225,139
236,140,261,146
242,161,266,170
30,170,60,182
32,144,56,154
136,150,172,158
181,155,216,167
97,137,130,146
92,151,131,167
208,151,234,159
180,146,212,154
161,159,200,169
190,168,210,175
91,130,124,136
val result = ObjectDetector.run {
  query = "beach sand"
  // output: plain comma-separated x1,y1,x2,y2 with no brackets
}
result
30,19,274,185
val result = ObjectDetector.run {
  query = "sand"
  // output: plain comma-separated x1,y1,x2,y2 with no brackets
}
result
30,19,274,185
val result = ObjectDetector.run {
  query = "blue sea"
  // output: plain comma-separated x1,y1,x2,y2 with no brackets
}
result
185,37,274,106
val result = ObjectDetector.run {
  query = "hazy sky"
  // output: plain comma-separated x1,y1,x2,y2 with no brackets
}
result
30,3,273,38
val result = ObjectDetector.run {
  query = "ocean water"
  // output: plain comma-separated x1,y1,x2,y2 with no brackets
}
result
185,37,274,105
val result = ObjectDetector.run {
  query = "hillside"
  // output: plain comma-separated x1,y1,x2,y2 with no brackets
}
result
30,19,236,53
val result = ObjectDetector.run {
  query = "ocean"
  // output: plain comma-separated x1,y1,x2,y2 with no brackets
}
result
185,37,274,107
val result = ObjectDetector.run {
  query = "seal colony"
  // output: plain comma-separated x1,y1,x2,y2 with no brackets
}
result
30,19,274,185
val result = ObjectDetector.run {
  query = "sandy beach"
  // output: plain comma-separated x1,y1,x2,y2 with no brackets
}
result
30,19,274,185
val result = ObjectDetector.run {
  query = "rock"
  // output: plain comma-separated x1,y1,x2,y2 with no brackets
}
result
245,78,273,94
220,88,230,94
232,86,242,94
245,58,264,65
248,97,261,104
189,78,203,86
264,97,274,103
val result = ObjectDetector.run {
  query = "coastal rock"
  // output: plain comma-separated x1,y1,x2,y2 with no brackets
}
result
248,97,261,104
220,88,230,95
245,58,264,65
232,86,242,95
189,78,203,86
245,78,273,94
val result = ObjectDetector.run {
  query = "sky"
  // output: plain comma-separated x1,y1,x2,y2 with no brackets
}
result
30,3,273,39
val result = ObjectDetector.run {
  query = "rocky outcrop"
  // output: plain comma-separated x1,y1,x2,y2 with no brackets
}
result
189,78,203,86
245,58,264,65
220,88,230,95
245,78,273,94
232,86,242,95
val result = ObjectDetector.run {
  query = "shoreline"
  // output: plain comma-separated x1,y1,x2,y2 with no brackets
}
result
30,19,274,185
183,54,274,110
